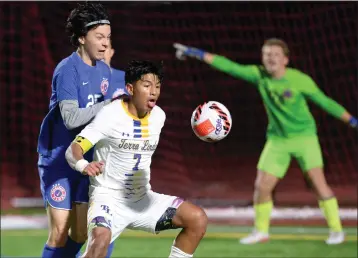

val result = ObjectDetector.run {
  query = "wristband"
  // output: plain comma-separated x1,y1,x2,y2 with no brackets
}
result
187,48,205,60
349,117,358,128
75,159,89,173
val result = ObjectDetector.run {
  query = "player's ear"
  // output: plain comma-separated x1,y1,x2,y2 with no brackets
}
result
126,83,134,96
284,56,289,66
78,36,85,45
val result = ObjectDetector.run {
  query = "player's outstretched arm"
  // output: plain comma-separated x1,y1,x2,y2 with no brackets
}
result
304,78,358,130
308,93,358,130
173,43,260,85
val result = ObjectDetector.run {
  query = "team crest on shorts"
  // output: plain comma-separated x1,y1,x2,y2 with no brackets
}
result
112,88,125,99
50,184,67,202
100,78,109,96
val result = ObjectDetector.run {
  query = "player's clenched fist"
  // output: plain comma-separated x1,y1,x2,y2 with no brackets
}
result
83,161,105,176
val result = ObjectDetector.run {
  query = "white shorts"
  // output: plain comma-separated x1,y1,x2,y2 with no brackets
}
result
87,186,184,243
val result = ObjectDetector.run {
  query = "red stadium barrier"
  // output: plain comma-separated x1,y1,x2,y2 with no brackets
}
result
1,2,357,209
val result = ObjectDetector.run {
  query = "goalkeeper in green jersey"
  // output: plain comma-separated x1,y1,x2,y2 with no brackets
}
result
174,38,358,245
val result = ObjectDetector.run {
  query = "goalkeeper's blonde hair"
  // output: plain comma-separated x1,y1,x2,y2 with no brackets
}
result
263,38,290,57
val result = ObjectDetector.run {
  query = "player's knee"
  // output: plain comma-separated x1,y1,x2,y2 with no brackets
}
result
90,227,111,253
307,170,334,199
193,207,208,231
88,216,112,246
186,207,208,235
255,185,271,196
255,180,274,196
48,225,69,247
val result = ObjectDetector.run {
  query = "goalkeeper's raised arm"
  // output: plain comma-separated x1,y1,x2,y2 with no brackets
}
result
173,43,261,85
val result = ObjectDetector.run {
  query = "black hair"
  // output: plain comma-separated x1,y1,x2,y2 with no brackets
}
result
66,2,110,47
125,60,164,85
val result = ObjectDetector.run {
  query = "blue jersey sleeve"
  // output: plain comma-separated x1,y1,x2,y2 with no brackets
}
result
56,64,78,101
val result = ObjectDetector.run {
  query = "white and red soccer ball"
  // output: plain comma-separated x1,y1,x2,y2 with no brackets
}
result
191,101,232,142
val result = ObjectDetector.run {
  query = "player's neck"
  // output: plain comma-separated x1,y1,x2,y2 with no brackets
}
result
271,68,286,79
76,49,96,67
126,101,148,119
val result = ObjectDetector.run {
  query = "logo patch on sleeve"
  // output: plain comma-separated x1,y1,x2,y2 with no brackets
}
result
101,78,109,96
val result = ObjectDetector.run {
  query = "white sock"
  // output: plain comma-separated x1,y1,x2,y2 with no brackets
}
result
169,246,193,258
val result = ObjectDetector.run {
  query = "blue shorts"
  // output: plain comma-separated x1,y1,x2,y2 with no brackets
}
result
38,155,89,210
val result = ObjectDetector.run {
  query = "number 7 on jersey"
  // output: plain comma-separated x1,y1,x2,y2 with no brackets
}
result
132,154,141,171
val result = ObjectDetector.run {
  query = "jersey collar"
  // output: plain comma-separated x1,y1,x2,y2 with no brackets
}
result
120,99,151,122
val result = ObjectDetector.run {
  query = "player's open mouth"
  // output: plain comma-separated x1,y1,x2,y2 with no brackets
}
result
148,99,156,108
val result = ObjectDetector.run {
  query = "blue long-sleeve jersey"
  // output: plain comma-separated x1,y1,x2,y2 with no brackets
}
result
37,52,112,166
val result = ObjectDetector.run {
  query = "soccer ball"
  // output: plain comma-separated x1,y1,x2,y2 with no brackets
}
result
191,101,232,142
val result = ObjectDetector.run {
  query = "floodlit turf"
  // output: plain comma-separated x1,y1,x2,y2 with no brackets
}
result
1,226,357,257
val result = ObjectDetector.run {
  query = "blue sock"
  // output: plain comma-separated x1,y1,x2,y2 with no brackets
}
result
63,236,85,257
42,244,64,258
105,242,115,258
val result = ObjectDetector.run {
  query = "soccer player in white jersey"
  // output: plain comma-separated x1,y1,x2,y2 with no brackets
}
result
65,60,208,258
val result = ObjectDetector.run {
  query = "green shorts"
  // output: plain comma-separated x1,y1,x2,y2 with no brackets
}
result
257,135,324,178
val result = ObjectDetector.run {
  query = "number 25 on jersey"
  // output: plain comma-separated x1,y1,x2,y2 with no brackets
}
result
86,94,102,107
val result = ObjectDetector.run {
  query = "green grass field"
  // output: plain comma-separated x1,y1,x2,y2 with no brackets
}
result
1,225,357,257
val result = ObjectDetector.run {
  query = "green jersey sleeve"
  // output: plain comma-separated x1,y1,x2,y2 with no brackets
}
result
211,55,261,85
303,76,346,119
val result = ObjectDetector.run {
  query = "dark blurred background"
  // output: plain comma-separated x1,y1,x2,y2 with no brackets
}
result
1,2,357,209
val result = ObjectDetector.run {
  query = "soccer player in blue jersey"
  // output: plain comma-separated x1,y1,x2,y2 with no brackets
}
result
103,40,128,98
37,3,117,258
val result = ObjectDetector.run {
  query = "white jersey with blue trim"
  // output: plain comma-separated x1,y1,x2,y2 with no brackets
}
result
78,99,166,202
